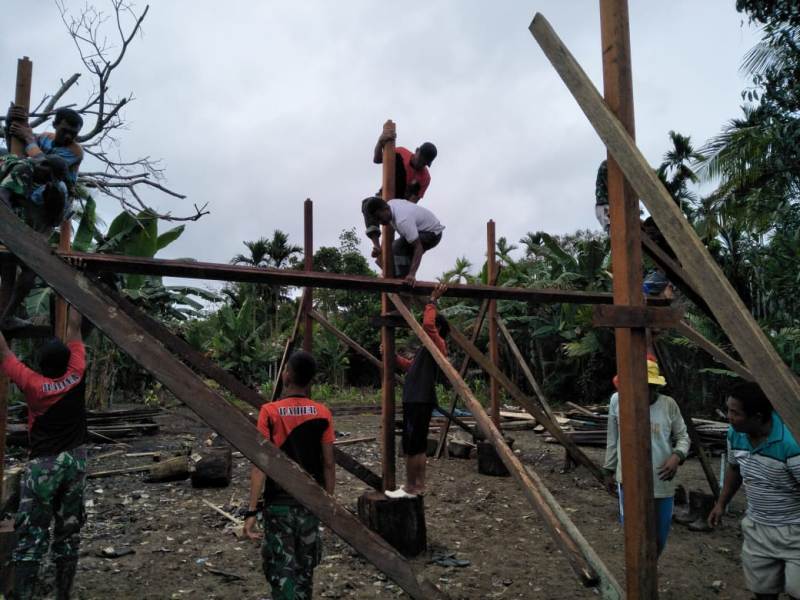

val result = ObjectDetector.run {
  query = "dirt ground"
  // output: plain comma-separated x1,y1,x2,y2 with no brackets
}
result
8,407,755,599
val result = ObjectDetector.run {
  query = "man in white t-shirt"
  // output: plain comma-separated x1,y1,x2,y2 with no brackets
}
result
364,197,444,285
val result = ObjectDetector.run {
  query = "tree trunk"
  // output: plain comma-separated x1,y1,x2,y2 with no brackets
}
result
191,447,232,488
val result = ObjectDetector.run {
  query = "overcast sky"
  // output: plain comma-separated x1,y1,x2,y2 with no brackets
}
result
1,1,760,285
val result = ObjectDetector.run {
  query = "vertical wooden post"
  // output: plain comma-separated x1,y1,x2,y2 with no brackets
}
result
303,199,313,353
487,220,500,427
599,2,658,597
1,57,33,488
380,120,397,491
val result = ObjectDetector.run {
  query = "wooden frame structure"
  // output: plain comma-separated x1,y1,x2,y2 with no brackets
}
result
4,5,799,597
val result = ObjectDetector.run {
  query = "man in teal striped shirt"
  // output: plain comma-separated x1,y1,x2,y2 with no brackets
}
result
708,382,800,600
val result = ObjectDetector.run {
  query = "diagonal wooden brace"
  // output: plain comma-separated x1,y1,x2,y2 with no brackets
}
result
0,204,445,600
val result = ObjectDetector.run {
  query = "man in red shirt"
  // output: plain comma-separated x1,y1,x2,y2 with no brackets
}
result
0,307,87,600
362,129,437,257
244,351,335,600
385,283,448,499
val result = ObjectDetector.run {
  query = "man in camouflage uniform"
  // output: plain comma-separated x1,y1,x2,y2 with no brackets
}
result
0,307,88,599
0,153,71,330
595,159,610,233
244,351,336,600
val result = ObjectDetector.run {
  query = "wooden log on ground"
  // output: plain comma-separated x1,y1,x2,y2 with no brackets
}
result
389,293,611,590
146,455,190,483
88,464,152,479
357,491,426,558
447,438,474,459
191,447,233,488
477,439,512,477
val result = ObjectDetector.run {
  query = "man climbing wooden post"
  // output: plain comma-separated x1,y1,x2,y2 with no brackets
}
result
599,1,658,596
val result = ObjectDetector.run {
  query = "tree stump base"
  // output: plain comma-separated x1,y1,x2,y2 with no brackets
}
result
477,438,513,477
357,491,427,557
146,455,189,483
191,447,232,488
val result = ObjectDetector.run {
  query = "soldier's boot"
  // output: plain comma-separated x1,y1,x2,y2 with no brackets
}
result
55,558,78,600
11,561,39,600
688,492,715,532
674,490,700,525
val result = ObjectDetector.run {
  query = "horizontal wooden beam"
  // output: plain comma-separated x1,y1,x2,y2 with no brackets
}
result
0,207,443,600
41,250,670,305
592,305,684,329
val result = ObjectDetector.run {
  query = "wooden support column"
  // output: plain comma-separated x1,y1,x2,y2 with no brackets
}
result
55,221,71,340
487,220,500,427
1,56,33,488
380,119,397,491
303,199,313,353
598,2,658,596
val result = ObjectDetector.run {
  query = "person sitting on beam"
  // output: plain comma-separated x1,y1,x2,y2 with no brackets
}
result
363,196,445,286
384,282,449,499
6,105,84,188
362,130,437,259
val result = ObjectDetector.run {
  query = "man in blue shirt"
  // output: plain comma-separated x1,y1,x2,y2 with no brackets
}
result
708,382,800,600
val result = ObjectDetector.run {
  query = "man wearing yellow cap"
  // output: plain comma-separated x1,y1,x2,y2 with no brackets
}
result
603,358,690,556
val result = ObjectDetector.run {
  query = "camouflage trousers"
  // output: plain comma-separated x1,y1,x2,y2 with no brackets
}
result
260,504,322,600
13,446,87,564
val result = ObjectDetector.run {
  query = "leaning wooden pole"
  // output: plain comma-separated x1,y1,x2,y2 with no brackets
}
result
0,205,446,600
271,292,306,401
434,268,500,458
380,119,397,492
529,12,800,439
390,294,625,594
303,199,313,353
653,341,719,497
598,3,658,596
448,322,606,484
487,220,500,427
497,317,557,422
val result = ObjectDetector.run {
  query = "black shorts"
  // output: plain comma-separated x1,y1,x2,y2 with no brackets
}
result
402,403,434,456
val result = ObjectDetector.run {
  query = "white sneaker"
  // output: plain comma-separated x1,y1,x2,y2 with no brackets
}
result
384,487,417,499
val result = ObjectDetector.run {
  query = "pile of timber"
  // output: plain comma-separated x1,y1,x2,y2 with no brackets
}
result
542,403,729,453
6,407,163,446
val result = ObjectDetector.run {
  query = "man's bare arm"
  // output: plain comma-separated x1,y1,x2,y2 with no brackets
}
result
373,131,396,164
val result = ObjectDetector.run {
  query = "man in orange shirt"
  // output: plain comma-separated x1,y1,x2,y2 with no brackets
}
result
244,351,335,600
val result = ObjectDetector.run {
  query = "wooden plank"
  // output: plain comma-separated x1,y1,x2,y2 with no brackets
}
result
389,293,618,591
380,119,397,492
447,320,607,484
597,3,658,596
434,268,500,458
101,283,383,491
592,305,684,329
497,318,556,423
41,249,671,306
0,204,445,600
303,198,313,353
674,321,753,381
487,220,500,427
641,228,716,321
55,221,71,340
529,11,800,439
271,292,306,401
